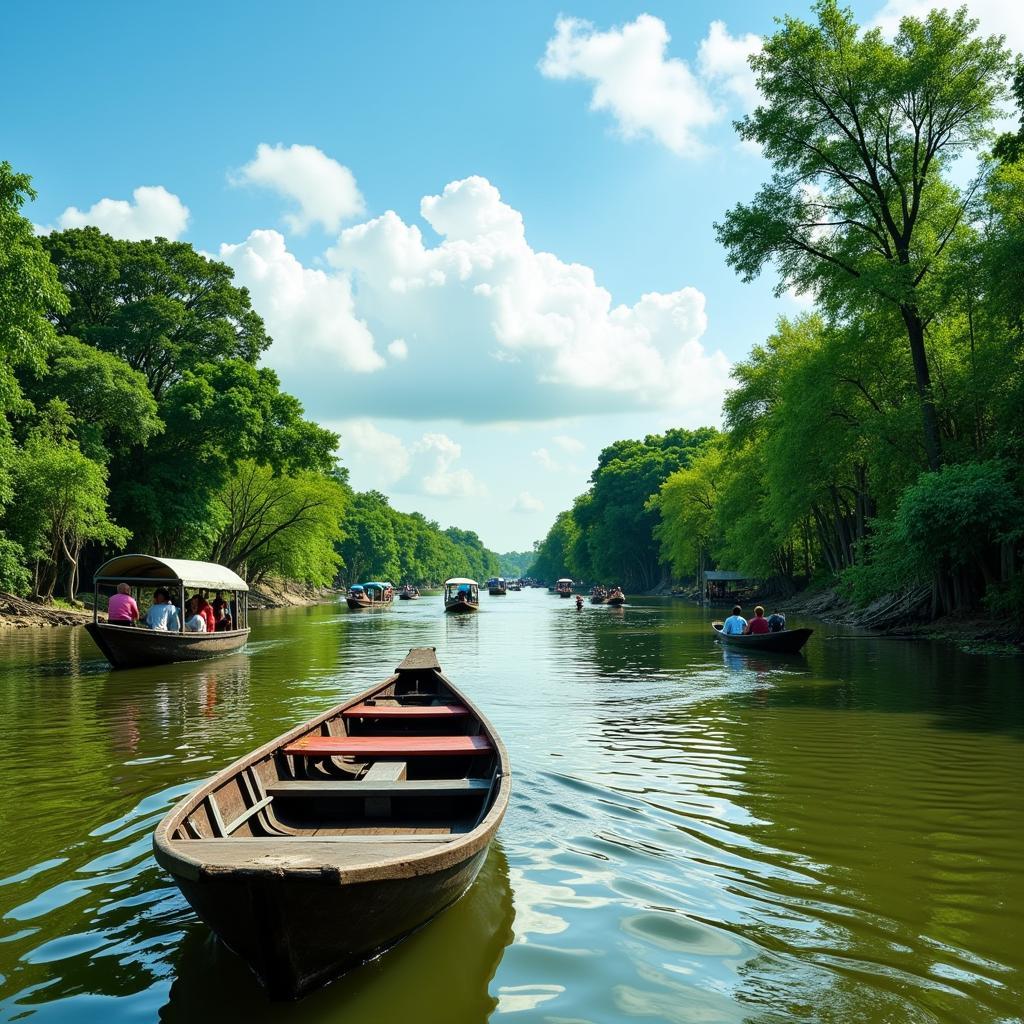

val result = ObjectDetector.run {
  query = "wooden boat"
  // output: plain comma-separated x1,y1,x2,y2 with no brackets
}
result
712,622,813,653
398,586,420,600
444,577,480,613
487,577,507,596
556,578,574,598
346,582,394,609
85,554,250,669
153,647,510,1000
605,589,626,607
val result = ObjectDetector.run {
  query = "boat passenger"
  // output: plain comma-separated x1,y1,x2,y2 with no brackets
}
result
211,591,228,625
722,605,747,636
184,597,208,633
767,611,786,633
108,583,140,625
216,608,233,632
145,588,180,632
191,595,216,633
745,606,771,635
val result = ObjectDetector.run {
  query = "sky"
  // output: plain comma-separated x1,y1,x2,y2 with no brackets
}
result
2,0,1021,552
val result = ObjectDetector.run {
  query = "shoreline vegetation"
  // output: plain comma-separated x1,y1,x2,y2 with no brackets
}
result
530,4,1024,649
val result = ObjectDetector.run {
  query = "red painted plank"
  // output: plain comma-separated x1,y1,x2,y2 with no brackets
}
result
341,703,469,719
283,734,492,758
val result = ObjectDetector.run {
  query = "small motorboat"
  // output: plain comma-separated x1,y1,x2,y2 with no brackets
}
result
398,585,420,600
605,587,626,607
153,647,509,999
712,622,812,653
85,554,251,669
589,587,607,605
555,578,574,598
444,578,480,613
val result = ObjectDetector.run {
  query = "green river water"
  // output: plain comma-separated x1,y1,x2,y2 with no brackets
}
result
0,592,1021,1023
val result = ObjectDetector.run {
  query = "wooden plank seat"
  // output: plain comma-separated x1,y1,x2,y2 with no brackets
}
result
283,734,493,758
266,778,492,798
341,703,469,719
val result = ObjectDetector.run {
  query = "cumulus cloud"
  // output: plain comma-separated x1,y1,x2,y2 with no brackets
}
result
532,447,560,471
388,338,409,360
552,435,585,454
871,0,1024,51
410,434,486,498
232,143,364,233
540,15,719,155
56,185,189,240
339,419,412,485
697,21,762,109
513,491,545,513
219,229,384,373
317,175,729,422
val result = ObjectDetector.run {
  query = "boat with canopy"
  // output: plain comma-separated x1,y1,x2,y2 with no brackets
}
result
555,578,574,598
444,578,479,613
86,554,250,669
487,577,507,596
346,582,394,609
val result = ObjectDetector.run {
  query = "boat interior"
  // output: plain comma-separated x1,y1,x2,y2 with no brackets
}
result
169,649,500,843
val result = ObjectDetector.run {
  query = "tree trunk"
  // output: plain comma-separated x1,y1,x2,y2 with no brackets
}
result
901,307,943,471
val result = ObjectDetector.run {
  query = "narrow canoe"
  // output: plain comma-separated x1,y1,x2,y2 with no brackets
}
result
153,647,510,1000
85,622,250,669
712,623,813,653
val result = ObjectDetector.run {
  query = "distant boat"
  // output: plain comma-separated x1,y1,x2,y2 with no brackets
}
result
153,646,509,999
346,582,394,609
605,587,626,607
508,581,522,592
589,587,606,605
487,577,507,596
398,585,420,600
712,622,812,653
555,578,574,598
85,554,250,669
444,578,480,613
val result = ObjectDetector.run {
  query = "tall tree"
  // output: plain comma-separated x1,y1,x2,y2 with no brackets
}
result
715,1,1010,470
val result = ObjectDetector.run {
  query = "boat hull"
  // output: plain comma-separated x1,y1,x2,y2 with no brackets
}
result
445,599,479,613
712,625,813,653
169,845,488,999
558,591,572,598
487,589,506,596
398,593,418,600
605,598,625,607
347,596,393,609
85,622,249,669
589,596,606,605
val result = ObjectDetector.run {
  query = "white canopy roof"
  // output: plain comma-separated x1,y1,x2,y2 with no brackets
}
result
556,578,574,583
444,578,478,586
93,554,248,592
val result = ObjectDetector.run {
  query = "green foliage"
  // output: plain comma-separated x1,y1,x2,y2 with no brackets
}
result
498,551,533,578
528,510,579,583
209,461,347,587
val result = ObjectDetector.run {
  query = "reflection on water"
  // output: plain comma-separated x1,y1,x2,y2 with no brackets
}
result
0,592,1022,1023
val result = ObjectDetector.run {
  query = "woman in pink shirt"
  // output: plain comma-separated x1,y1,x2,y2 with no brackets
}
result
108,583,139,624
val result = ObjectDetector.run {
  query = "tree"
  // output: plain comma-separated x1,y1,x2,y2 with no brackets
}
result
716,1,1010,470
8,429,128,602
43,228,270,400
208,461,346,587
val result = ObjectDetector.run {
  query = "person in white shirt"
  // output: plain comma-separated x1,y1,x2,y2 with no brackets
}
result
184,596,207,632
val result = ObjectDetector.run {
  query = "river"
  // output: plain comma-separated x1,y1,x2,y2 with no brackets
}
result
0,592,1021,1023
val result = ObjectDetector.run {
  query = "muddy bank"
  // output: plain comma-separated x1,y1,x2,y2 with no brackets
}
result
248,579,341,610
0,593,102,629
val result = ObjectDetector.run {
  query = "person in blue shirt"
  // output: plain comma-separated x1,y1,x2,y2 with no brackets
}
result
722,605,747,635
145,588,181,631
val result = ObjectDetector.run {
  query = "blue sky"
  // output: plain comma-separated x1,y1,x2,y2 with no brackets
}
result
3,0,1018,551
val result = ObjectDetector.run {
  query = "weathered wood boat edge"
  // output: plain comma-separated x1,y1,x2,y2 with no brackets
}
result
86,622,250,669
711,623,813,653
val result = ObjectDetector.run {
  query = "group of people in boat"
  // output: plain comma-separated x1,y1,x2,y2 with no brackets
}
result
106,582,235,632
721,604,786,636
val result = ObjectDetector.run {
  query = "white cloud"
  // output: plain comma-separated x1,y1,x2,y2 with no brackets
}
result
552,435,584,454
532,447,560,471
219,228,384,373
871,0,1024,51
513,491,545,513
697,21,762,110
57,185,189,240
319,175,729,422
232,143,364,233
410,434,486,498
388,338,409,360
339,419,411,485
540,14,719,155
